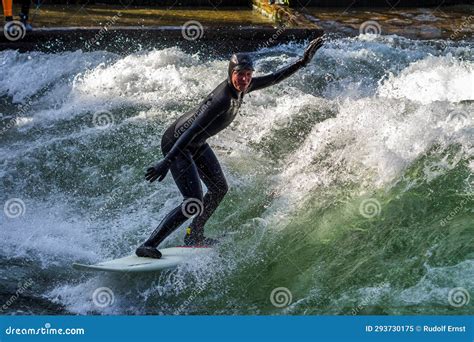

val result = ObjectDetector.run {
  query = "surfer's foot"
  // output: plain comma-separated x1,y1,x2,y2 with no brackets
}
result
135,245,162,259
19,13,32,31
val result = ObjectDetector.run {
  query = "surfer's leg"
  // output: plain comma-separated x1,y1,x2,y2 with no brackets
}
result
137,150,203,256
184,144,228,245
19,0,32,30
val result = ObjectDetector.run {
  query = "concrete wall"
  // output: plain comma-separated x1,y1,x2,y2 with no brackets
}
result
19,0,472,5
0,26,324,53
41,0,251,6
291,0,470,7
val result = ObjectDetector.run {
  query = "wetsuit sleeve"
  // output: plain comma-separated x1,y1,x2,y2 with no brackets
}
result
163,97,226,163
247,58,305,93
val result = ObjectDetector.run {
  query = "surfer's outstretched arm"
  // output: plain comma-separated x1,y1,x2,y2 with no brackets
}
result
248,37,324,93
145,97,226,183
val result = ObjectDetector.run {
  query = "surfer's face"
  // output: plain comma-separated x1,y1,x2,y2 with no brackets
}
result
231,69,253,92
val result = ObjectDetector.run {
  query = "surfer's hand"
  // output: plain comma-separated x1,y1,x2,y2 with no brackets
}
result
300,37,324,66
145,159,171,183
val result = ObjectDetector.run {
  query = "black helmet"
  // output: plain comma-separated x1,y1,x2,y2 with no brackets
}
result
228,53,254,81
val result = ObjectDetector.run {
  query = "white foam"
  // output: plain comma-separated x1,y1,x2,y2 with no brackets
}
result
396,259,474,307
0,200,99,267
378,55,474,104
0,50,115,103
1,47,226,127
233,66,472,221
45,278,126,315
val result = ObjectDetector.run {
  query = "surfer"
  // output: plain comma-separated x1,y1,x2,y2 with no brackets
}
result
136,37,325,259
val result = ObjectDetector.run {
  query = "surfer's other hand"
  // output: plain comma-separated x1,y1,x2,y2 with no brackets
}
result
145,159,171,183
301,36,325,66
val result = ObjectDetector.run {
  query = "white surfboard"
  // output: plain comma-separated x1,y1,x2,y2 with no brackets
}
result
72,246,212,273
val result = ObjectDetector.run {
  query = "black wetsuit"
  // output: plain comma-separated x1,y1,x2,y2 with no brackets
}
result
142,56,307,248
